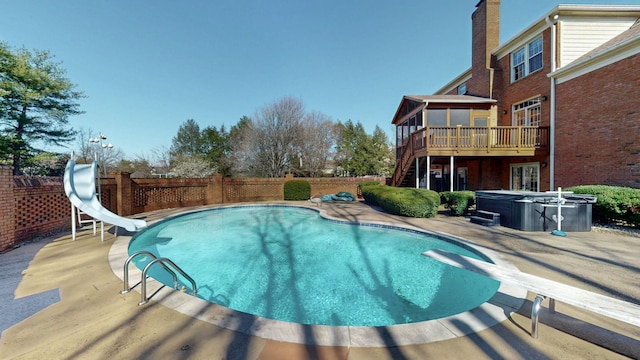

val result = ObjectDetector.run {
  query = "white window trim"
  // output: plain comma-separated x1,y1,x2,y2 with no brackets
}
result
509,162,540,192
511,35,543,82
457,83,467,95
511,97,542,126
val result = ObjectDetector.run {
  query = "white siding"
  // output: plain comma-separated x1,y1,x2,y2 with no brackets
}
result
558,17,637,67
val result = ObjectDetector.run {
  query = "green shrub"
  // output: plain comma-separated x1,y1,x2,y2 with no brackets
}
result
360,184,439,218
283,180,311,200
358,180,382,189
440,191,475,216
566,185,640,226
358,181,383,205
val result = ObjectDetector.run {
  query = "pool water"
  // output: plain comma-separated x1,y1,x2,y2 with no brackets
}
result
129,206,499,327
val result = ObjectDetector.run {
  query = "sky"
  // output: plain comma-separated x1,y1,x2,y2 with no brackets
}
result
3,0,640,158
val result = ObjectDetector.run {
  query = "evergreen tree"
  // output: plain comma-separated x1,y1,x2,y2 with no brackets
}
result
169,119,234,176
371,125,394,177
0,42,83,174
169,119,203,158
335,120,392,177
201,125,231,176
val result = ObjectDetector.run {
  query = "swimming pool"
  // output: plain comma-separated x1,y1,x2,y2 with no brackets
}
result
128,205,501,327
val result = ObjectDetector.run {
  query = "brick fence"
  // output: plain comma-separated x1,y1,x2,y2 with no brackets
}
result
0,165,385,252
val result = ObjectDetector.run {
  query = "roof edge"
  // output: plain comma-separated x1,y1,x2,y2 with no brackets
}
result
494,4,640,59
549,33,640,83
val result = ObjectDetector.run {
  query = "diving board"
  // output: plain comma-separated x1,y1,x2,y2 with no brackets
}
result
422,249,640,338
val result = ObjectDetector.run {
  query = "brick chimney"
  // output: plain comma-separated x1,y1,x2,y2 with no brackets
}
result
470,0,500,98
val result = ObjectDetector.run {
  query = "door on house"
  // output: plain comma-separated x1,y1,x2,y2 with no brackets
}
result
510,163,539,191
512,98,542,146
456,167,468,190
472,111,489,147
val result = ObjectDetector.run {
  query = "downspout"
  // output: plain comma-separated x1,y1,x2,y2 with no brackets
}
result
489,68,495,99
545,15,558,190
415,157,420,188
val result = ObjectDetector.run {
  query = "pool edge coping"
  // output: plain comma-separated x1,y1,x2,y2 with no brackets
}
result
108,203,527,347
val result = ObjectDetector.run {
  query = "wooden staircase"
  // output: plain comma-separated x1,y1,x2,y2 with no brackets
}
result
391,140,416,187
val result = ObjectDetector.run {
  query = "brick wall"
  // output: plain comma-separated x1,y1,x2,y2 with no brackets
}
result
13,176,70,245
495,29,552,127
306,177,378,198
223,177,287,203
485,29,552,190
0,166,15,251
221,175,383,203
0,172,386,252
0,165,72,253
133,175,218,213
555,53,640,188
469,0,501,98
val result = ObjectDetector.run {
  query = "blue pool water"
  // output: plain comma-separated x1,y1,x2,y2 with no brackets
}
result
128,206,500,327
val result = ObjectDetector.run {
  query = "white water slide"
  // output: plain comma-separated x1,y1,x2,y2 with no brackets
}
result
64,159,147,240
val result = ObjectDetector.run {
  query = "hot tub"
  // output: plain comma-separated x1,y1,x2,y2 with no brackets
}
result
475,190,596,232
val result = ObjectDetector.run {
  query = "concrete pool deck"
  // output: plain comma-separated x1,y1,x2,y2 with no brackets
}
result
1,201,639,359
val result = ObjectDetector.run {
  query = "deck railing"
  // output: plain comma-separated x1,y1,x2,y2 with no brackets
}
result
410,126,549,152
392,126,549,186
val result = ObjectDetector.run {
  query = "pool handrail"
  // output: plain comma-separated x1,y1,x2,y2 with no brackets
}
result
121,251,178,294
138,257,198,305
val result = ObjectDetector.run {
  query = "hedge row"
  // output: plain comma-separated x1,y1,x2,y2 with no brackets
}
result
566,185,640,226
295,180,639,226
358,182,440,218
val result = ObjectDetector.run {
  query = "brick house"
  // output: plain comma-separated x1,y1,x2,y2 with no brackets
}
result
391,1,640,192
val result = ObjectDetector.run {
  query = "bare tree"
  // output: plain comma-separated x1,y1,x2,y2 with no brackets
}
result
296,111,336,177
236,97,305,177
100,146,124,176
149,145,172,175
73,127,96,162
226,116,252,177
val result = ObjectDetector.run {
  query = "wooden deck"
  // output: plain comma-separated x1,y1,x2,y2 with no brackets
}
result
392,126,549,186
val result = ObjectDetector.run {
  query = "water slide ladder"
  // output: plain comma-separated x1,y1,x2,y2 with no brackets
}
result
121,251,197,306
71,162,106,241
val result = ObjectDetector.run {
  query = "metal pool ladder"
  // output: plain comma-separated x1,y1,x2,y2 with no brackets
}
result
121,251,198,306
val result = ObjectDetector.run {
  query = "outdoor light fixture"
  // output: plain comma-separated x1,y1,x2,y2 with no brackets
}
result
541,95,548,101
89,133,114,177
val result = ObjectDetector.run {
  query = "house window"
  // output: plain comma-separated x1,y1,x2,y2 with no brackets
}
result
457,83,467,95
512,98,541,126
510,163,539,191
427,109,447,126
512,48,525,81
450,109,471,126
528,37,543,73
511,36,543,81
